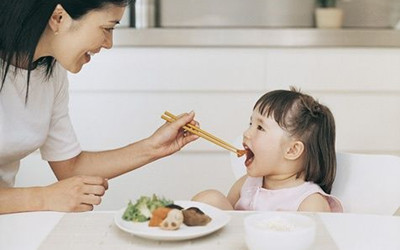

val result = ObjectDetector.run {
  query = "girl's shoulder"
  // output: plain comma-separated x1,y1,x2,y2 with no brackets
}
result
299,182,344,212
298,192,332,212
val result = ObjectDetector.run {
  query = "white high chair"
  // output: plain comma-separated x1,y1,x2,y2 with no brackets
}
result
332,152,400,215
230,151,400,215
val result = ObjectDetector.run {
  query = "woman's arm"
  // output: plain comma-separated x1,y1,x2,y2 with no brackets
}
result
0,175,107,214
49,112,199,180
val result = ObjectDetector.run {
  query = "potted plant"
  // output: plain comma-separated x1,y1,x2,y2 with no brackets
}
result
315,0,344,28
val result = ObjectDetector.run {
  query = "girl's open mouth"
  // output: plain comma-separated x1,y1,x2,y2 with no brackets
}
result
243,144,254,167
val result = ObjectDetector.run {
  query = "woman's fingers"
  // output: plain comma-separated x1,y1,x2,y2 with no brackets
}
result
173,111,196,129
82,184,106,197
79,176,107,207
81,193,102,206
103,178,109,190
74,203,94,212
81,175,108,188
46,175,109,212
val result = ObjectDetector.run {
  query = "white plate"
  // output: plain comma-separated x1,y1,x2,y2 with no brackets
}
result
114,200,231,241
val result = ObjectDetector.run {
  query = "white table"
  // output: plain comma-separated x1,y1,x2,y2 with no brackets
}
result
1,211,399,250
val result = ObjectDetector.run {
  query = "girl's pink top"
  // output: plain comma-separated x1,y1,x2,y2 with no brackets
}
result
234,177,343,212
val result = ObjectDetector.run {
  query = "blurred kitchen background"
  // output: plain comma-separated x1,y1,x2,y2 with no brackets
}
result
17,0,400,210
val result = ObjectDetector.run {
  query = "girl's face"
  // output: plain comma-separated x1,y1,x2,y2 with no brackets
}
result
50,5,125,73
242,110,293,177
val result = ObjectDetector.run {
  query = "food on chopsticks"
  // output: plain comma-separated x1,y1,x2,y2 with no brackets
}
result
122,195,212,231
161,111,246,157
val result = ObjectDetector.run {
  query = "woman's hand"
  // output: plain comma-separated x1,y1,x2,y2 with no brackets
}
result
148,111,199,158
42,176,108,212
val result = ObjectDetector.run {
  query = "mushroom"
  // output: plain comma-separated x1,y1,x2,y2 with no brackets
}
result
182,207,212,226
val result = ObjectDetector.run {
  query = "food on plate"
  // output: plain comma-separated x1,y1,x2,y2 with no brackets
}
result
148,207,172,227
122,194,173,222
122,195,213,230
182,207,212,226
159,209,184,230
166,203,184,210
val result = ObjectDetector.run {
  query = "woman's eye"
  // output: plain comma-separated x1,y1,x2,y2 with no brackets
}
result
257,125,265,131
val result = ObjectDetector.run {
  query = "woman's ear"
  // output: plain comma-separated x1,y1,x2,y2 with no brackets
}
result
48,4,66,34
284,140,304,160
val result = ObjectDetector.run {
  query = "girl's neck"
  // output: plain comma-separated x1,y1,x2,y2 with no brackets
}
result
262,173,305,190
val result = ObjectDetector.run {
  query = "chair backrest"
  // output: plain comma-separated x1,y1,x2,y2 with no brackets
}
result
332,152,400,215
230,151,400,215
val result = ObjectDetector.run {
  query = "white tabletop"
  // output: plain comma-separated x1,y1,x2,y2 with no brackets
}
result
1,210,399,250
0,211,64,250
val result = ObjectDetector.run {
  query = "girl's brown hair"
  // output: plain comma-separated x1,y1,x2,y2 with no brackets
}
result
254,87,336,193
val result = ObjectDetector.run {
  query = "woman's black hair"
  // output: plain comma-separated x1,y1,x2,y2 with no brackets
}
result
0,0,132,101
254,87,336,193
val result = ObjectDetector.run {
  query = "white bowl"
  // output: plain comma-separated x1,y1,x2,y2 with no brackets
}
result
244,212,316,250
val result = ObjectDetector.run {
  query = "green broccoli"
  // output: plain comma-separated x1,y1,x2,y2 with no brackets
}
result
122,194,173,222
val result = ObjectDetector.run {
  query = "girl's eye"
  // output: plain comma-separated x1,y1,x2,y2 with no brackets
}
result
257,125,265,131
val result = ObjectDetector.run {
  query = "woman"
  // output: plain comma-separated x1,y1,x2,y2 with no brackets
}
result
0,0,198,214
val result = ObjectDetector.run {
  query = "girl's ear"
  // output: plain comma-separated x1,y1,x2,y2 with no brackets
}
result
48,4,66,34
284,140,304,160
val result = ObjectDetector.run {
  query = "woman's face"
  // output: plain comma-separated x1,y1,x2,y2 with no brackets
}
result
242,110,292,177
50,5,125,73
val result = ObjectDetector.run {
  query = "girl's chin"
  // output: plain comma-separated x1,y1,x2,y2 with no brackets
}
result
245,165,257,176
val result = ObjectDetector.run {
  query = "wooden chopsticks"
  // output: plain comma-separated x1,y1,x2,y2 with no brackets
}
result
161,111,246,157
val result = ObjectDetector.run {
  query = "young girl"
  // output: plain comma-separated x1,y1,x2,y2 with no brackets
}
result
193,87,343,212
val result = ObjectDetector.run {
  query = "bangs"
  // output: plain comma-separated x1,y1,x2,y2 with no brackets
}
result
253,89,300,129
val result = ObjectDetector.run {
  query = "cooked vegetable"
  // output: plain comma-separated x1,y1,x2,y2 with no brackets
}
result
160,209,184,230
122,194,173,222
148,207,172,227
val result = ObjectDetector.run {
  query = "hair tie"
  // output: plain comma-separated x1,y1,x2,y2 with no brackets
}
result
308,102,323,118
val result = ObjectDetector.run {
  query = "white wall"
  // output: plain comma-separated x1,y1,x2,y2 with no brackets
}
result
16,47,400,210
